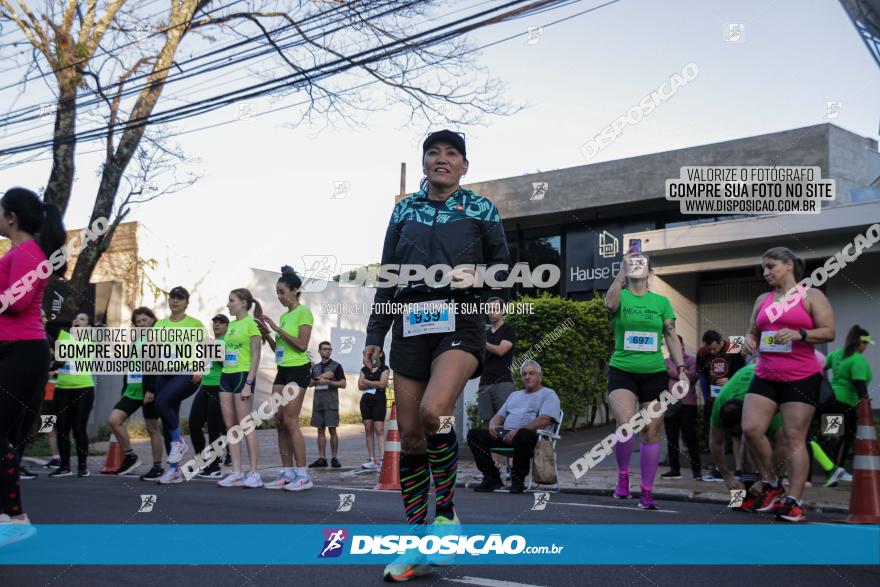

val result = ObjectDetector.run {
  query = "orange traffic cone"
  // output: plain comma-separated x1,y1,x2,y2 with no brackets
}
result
845,399,880,524
375,402,401,490
101,432,125,475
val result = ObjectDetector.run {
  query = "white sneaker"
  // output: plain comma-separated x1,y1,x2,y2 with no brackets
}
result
264,471,294,489
0,515,37,548
157,468,183,484
841,471,853,482
284,475,313,492
361,459,381,470
167,440,188,464
243,471,264,488
217,472,245,487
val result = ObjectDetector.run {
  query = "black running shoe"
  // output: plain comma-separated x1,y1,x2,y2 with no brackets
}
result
49,467,73,478
19,467,38,480
78,467,91,478
44,457,61,469
308,458,328,468
473,477,503,492
509,479,525,494
330,458,341,468
660,470,682,480
114,453,142,476
140,465,164,481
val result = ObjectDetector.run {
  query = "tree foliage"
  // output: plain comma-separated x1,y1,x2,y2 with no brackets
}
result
506,293,614,429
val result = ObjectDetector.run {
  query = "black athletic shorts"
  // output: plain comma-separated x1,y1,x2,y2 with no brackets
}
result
360,390,387,421
389,297,485,381
273,364,311,389
607,366,668,404
112,395,159,419
220,371,250,394
747,373,822,406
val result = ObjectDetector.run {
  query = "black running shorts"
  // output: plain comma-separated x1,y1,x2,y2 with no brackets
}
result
360,390,387,421
607,366,668,404
389,301,485,381
747,373,822,406
273,364,311,389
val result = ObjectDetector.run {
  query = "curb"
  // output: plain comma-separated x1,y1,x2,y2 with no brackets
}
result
455,480,851,515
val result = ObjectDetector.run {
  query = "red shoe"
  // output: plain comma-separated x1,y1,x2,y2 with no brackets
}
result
754,484,786,513
775,497,807,522
738,492,759,512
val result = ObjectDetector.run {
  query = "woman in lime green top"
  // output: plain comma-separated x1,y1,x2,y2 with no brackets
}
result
824,324,874,474
50,312,96,478
106,307,165,478
604,250,686,510
216,288,264,488
256,266,314,491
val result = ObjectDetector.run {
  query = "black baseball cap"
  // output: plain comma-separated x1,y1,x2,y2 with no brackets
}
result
423,129,466,160
211,314,229,324
169,286,190,300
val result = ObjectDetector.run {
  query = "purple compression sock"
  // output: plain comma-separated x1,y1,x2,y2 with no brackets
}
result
613,436,635,474
640,442,660,490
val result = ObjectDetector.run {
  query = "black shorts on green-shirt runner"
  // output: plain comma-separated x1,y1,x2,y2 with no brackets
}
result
220,371,250,394
273,364,311,389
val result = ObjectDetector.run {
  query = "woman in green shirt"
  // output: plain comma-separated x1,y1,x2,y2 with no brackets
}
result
824,324,874,479
106,307,165,478
257,267,314,491
50,312,96,478
605,252,686,510
216,288,264,488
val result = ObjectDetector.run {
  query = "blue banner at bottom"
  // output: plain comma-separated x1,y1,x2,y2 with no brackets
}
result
1,524,878,565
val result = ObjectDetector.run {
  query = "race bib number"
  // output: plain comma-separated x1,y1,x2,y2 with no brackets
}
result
363,387,377,395
403,301,455,338
224,350,239,367
623,331,658,352
759,331,792,353
129,373,143,384
275,348,284,364
710,384,721,398
316,384,329,391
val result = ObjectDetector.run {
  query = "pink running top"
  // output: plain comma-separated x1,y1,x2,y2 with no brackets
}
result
754,291,821,382
0,239,49,341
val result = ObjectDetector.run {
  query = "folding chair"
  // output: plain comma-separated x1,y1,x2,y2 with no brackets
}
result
489,409,564,493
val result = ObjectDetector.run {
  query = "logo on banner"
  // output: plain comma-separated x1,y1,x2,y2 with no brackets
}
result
319,528,348,558
821,414,844,437
338,336,356,355
598,230,619,258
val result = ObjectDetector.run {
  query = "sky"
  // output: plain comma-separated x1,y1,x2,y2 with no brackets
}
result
1,0,878,281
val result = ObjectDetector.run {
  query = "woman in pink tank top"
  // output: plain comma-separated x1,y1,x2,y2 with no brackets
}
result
740,247,835,522
0,187,67,546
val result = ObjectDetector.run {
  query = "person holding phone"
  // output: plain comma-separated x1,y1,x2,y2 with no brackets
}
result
308,342,346,468
258,267,314,491
605,239,687,510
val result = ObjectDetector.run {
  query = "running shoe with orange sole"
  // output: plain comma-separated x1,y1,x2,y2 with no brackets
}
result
754,485,786,513
775,497,807,522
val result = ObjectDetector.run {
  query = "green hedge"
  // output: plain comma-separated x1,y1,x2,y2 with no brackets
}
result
506,294,614,429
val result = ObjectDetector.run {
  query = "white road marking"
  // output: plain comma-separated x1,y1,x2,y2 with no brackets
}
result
550,500,680,513
447,577,550,587
325,485,396,493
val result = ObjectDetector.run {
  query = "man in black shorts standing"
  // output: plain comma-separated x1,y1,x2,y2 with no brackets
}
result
477,297,517,473
308,341,346,468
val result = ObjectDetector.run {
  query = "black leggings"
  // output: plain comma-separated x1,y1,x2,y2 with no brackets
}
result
189,385,225,458
664,404,701,474
56,387,95,468
155,375,199,432
0,340,50,516
10,374,46,463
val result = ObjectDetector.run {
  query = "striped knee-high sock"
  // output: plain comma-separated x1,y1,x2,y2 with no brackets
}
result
400,453,430,527
427,430,458,520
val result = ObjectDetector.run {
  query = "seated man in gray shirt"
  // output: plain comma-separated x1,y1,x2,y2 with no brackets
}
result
467,360,561,494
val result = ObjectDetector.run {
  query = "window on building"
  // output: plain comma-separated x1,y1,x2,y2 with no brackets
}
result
505,229,560,298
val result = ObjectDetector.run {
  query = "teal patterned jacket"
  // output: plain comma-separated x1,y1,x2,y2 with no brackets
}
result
365,188,511,347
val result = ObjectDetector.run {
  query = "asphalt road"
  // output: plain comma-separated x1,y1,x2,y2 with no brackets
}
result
3,474,877,587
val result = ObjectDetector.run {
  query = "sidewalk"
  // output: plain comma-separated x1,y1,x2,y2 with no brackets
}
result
86,422,853,514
